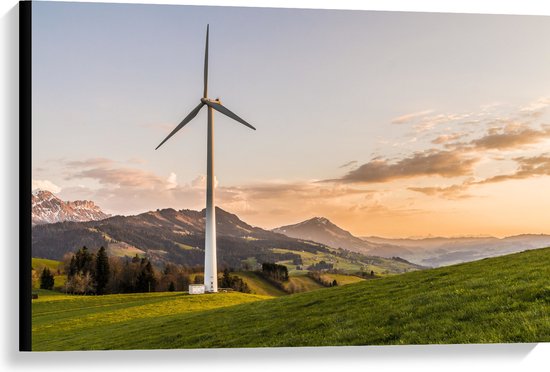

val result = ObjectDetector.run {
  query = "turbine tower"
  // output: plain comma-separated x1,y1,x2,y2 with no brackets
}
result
155,25,255,292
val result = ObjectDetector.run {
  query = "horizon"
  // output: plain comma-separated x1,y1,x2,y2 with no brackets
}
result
31,187,549,240
32,2,550,238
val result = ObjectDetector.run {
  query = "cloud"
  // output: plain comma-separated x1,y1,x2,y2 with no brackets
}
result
190,175,219,189
335,150,478,184
476,155,550,184
408,178,475,199
166,172,178,189
338,160,358,169
65,157,115,168
413,113,471,134
432,132,467,145
469,125,550,151
391,110,433,124
518,97,550,118
70,167,168,189
32,179,62,193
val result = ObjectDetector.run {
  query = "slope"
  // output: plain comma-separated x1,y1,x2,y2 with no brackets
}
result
32,247,550,350
233,271,287,297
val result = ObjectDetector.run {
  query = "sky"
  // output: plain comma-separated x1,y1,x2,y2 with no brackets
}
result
31,1,550,237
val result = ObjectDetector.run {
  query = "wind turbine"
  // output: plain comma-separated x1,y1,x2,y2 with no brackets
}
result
155,25,256,293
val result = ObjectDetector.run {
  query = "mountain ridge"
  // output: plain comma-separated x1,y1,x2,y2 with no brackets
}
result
31,206,422,274
32,190,110,225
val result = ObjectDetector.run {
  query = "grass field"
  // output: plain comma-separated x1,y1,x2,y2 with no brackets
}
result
32,247,550,350
320,273,365,286
283,274,325,293
233,271,287,297
32,291,271,350
32,258,61,272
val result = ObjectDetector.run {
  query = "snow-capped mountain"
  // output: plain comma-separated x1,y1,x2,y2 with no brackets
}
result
32,190,110,225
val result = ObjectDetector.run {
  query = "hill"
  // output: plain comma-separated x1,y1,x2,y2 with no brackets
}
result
32,207,421,274
273,217,380,253
232,271,287,297
31,247,550,350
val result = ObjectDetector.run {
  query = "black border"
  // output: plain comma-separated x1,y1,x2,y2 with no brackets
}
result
19,0,32,352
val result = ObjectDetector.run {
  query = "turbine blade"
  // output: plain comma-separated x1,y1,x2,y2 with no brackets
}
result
155,102,205,150
204,100,256,130
203,24,209,98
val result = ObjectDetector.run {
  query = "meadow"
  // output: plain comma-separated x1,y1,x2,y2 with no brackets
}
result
32,247,550,350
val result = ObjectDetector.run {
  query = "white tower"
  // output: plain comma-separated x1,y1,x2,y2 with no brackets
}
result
204,105,217,292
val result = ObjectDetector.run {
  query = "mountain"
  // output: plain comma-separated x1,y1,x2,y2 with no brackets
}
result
273,217,378,253
31,207,422,274
32,190,110,225
272,217,413,257
362,234,550,267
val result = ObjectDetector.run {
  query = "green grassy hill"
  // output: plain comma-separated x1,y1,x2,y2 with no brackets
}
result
233,271,287,297
32,258,62,272
283,274,325,293
32,248,550,350
31,258,66,290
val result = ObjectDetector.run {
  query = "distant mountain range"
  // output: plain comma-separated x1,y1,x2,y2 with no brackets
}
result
272,217,550,267
31,192,550,269
32,190,110,225
362,234,550,267
31,203,421,273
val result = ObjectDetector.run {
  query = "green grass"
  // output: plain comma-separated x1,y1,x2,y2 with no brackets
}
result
32,248,550,350
320,273,365,286
283,274,325,293
233,272,286,297
107,243,145,258
32,290,271,351
32,258,61,272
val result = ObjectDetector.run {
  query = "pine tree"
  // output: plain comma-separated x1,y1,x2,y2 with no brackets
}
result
95,246,110,295
168,281,175,292
40,267,55,290
68,255,77,278
136,259,156,292
221,268,231,288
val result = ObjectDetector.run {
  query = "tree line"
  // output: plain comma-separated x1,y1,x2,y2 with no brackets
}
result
37,246,255,295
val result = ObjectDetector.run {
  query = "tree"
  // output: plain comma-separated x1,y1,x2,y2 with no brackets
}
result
221,268,231,288
74,246,95,276
95,246,110,295
68,255,77,277
136,260,156,292
332,279,338,287
40,267,55,290
168,281,176,292
194,274,204,284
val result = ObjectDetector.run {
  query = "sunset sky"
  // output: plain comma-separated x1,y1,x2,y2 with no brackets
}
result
32,2,550,237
